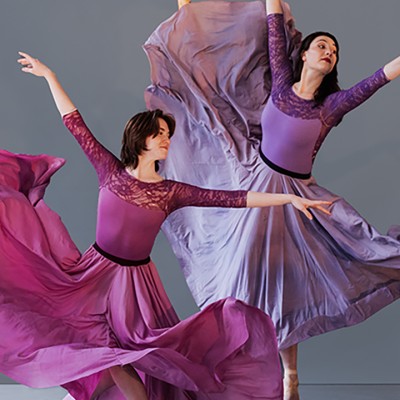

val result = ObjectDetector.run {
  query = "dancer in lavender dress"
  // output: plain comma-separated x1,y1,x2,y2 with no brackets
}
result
144,1,400,399
0,50,329,400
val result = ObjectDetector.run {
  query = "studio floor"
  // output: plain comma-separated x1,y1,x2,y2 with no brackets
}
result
0,384,399,399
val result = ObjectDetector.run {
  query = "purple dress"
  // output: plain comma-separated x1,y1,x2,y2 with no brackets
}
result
144,2,400,350
0,110,283,400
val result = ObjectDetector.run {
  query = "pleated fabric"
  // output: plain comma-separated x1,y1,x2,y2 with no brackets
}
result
0,148,283,399
144,1,400,349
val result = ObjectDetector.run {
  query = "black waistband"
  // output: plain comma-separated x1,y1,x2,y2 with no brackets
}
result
93,242,151,267
259,148,311,180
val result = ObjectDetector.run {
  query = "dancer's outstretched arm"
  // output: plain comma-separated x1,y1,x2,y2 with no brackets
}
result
178,0,190,10
266,0,283,15
17,51,119,181
170,181,331,221
17,51,76,116
247,192,331,220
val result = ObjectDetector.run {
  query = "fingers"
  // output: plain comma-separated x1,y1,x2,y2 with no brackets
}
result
308,200,332,207
294,198,332,221
18,51,31,59
301,207,313,220
21,67,34,74
301,199,332,219
307,201,332,216
17,51,40,65
18,51,35,73
17,58,30,65
17,51,46,76
18,59,32,71
18,51,35,64
315,205,332,216
317,200,332,206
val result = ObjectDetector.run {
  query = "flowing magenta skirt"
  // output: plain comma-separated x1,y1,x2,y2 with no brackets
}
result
0,149,282,399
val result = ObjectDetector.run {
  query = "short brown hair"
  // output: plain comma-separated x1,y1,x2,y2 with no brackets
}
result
120,109,175,170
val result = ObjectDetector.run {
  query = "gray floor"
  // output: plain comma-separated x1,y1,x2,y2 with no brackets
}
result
0,385,399,399
0,385,66,399
301,385,400,400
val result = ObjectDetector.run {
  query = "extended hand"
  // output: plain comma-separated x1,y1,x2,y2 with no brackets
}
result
290,196,332,220
17,51,53,78
17,51,76,116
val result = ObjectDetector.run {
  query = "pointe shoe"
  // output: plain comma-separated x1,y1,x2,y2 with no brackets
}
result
283,369,300,400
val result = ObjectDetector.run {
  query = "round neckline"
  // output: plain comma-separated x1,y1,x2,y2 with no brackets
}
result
123,167,165,184
290,85,315,102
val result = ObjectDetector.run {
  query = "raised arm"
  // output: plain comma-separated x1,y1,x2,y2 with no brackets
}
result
167,181,331,220
18,52,119,182
323,56,400,126
18,51,76,116
266,3,293,93
322,67,390,127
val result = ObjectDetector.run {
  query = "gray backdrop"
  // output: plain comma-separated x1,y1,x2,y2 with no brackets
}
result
0,0,399,386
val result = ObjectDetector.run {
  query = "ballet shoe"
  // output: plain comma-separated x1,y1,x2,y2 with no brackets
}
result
283,369,300,400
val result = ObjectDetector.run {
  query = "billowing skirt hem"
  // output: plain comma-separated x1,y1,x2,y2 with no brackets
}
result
0,149,283,399
144,1,400,350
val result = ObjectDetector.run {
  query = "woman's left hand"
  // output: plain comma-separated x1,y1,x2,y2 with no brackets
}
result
290,196,332,220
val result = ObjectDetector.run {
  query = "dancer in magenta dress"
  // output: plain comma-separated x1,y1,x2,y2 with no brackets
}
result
0,51,330,400
144,1,400,399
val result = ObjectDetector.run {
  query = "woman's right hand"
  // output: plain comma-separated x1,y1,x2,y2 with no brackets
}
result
17,51,76,116
17,51,54,79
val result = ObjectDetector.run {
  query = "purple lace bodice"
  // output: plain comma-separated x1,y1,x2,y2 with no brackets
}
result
261,14,390,176
63,111,247,259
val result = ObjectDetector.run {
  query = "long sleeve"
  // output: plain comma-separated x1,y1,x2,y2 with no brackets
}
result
268,13,293,95
62,110,120,184
166,180,247,215
322,68,390,127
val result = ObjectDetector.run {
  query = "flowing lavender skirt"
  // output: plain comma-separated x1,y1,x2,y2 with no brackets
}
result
0,149,283,400
144,1,400,350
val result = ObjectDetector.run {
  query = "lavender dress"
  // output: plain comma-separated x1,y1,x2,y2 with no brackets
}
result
0,110,283,400
144,2,400,350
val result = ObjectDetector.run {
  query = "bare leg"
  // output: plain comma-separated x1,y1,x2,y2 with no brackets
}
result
109,365,148,400
280,344,299,400
90,369,115,400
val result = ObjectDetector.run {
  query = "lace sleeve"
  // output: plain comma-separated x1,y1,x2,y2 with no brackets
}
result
322,68,390,127
166,181,247,215
62,110,119,184
268,13,293,95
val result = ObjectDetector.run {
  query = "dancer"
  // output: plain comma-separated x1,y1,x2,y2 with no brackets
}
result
0,51,329,400
144,1,400,399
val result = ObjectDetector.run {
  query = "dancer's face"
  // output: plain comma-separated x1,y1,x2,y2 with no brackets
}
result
145,118,171,161
302,36,338,75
